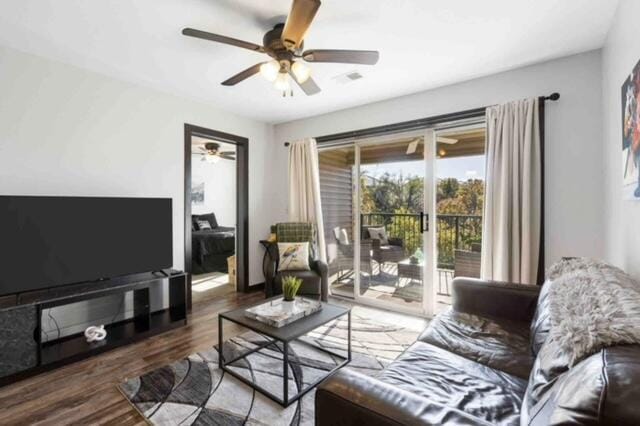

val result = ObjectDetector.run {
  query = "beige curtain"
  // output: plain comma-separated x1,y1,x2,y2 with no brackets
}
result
288,138,327,262
481,98,541,284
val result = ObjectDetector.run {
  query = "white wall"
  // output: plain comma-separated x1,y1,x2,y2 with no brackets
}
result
191,152,237,227
0,45,274,287
274,51,605,269
602,0,640,278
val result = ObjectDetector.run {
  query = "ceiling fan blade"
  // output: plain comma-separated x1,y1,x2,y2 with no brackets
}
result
182,28,264,53
302,49,379,65
219,154,236,160
282,0,321,50
221,62,266,86
219,151,236,155
289,70,321,95
437,137,458,144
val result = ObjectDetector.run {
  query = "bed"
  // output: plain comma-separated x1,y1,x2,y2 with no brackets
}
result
191,213,235,275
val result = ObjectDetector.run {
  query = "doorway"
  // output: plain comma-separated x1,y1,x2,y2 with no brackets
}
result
184,124,248,309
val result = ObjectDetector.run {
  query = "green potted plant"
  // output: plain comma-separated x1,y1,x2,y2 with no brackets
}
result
281,275,303,310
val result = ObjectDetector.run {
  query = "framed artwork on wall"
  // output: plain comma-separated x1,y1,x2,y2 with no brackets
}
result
622,57,640,200
191,181,205,206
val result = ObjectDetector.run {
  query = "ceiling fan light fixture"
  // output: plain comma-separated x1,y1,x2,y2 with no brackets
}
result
205,154,221,164
274,71,291,91
291,61,311,83
182,0,380,96
259,60,280,82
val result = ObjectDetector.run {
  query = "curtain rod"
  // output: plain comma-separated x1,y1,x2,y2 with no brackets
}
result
283,92,560,147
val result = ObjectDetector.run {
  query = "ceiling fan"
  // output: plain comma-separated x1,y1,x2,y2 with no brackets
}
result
182,0,379,96
195,142,236,163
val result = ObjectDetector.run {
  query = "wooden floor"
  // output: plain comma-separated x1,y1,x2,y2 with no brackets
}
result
0,289,263,426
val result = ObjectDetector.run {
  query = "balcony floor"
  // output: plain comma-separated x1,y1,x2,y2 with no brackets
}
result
329,261,453,314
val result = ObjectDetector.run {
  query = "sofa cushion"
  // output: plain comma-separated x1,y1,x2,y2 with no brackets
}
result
522,345,640,425
524,258,640,416
378,341,527,425
529,279,552,356
419,308,533,379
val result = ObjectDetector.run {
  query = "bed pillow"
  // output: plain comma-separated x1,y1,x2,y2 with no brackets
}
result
277,242,310,271
197,219,212,230
367,227,389,245
193,213,219,230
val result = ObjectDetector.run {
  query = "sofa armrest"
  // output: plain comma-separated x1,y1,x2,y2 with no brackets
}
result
316,369,491,426
452,277,540,323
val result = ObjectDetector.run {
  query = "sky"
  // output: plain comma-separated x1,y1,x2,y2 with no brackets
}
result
362,155,485,181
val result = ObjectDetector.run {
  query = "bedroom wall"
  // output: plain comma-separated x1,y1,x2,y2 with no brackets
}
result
0,45,275,333
274,50,605,270
602,0,640,278
191,151,237,227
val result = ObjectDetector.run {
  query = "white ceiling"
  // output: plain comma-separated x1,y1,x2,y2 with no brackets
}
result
0,1,619,124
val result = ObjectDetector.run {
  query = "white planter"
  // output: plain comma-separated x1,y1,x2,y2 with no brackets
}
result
281,299,296,313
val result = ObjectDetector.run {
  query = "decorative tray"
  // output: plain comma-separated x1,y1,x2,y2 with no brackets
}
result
244,298,323,328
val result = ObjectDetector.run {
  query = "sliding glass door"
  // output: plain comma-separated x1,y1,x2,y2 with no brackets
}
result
319,130,434,316
319,124,485,317
433,126,486,312
318,146,357,299
355,131,434,315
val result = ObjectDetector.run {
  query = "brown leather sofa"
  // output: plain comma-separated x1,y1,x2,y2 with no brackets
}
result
316,276,640,425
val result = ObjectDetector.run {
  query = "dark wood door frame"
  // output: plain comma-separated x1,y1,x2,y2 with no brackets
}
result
184,124,249,309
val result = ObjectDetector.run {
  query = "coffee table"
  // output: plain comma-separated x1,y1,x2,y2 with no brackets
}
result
218,297,351,407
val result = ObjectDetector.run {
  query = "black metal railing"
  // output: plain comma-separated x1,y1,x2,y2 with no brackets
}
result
360,212,482,270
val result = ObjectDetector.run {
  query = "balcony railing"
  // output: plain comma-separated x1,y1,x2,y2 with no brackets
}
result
360,212,482,270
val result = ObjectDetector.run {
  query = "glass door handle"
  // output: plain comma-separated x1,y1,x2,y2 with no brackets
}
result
420,212,429,233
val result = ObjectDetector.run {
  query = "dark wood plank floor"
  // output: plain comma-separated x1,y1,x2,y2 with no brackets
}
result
0,288,263,425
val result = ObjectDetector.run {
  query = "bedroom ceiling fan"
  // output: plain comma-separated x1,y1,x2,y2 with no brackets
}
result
196,142,236,163
182,0,379,96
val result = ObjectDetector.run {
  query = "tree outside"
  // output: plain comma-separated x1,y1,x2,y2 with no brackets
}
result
360,168,484,268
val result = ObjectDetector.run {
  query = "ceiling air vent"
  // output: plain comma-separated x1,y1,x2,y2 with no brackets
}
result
333,71,364,85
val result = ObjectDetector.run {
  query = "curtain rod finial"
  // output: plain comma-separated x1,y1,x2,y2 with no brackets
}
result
546,93,560,101
284,142,290,147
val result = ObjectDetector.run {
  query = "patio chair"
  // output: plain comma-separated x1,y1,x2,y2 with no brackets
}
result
453,249,481,278
332,227,373,280
362,225,406,266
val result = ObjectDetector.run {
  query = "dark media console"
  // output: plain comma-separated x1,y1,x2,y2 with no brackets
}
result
0,271,187,386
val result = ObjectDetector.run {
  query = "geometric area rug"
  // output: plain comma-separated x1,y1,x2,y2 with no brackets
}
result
119,305,425,425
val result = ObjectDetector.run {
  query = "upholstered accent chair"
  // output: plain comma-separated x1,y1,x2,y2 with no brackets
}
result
361,225,405,266
267,222,329,302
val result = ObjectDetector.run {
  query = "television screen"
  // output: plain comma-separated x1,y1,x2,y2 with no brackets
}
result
0,196,173,297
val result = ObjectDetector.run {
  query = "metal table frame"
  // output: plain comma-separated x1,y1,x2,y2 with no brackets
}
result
218,309,351,407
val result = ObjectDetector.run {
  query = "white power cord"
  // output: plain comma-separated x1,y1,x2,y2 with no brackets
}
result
84,325,107,343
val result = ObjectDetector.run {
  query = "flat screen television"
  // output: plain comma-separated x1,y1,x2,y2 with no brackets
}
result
0,196,173,297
